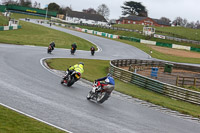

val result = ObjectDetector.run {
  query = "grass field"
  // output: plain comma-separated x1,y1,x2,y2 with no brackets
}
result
113,24,200,41
74,24,200,48
118,39,200,64
0,105,66,133
46,58,200,118
0,19,96,50
10,12,48,20
0,12,8,26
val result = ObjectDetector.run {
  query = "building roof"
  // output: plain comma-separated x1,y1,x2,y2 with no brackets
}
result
152,19,171,26
125,15,147,21
118,15,171,26
66,11,107,22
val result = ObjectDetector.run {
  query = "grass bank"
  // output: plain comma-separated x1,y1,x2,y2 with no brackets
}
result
0,105,65,133
10,12,48,20
113,24,200,41
117,39,200,64
0,13,96,50
46,58,200,118
0,12,9,26
72,24,200,48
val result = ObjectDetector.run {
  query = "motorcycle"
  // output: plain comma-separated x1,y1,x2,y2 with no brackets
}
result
47,45,52,54
61,70,81,87
87,81,112,104
71,47,76,55
91,50,95,56
91,47,95,56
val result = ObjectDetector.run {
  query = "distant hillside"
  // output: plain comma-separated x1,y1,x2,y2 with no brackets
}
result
113,24,200,41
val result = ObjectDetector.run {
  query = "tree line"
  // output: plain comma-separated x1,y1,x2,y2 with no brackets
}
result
2,0,40,8
120,1,200,29
1,0,200,29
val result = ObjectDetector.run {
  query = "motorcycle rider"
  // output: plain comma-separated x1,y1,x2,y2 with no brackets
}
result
71,42,77,53
63,62,84,79
93,73,115,94
49,41,55,50
90,46,95,55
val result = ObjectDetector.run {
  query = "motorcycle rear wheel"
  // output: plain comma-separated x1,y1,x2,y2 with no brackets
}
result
60,79,64,84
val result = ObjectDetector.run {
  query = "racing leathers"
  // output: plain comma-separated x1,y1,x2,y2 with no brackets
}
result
95,76,115,94
64,64,84,79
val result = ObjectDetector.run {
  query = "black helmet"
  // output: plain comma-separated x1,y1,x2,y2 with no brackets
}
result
79,62,84,66
107,73,112,77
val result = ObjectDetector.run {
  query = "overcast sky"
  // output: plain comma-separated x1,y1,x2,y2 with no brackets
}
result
11,0,200,22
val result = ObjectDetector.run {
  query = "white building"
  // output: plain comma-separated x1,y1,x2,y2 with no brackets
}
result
65,11,108,26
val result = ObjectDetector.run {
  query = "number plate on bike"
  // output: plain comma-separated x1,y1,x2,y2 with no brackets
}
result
75,74,80,79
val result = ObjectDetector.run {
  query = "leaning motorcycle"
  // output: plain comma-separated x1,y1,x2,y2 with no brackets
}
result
87,81,112,104
47,46,52,54
91,50,95,56
61,70,81,87
71,47,76,55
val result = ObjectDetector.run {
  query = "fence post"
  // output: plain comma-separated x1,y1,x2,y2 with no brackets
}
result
176,76,179,86
194,78,196,87
182,77,185,86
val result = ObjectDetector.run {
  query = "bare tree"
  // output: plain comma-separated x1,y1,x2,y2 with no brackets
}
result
82,8,97,14
97,4,110,20
2,0,18,5
160,17,171,23
182,18,188,27
58,6,72,14
37,2,40,8
173,17,183,26
195,20,200,29
33,1,37,8
186,21,195,28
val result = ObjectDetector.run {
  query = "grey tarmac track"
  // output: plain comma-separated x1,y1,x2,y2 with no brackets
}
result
0,20,199,133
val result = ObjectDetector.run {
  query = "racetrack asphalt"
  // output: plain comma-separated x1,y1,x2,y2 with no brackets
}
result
0,19,199,133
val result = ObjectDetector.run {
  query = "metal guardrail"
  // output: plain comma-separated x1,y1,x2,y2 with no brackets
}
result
109,59,200,105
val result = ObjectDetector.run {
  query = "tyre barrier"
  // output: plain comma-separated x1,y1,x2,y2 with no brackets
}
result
0,25,22,31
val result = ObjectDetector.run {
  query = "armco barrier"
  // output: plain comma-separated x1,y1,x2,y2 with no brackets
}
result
156,42,172,48
172,44,191,51
190,47,200,52
109,59,200,105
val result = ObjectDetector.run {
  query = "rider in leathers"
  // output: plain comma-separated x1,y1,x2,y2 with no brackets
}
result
49,41,55,50
94,73,115,94
63,62,84,79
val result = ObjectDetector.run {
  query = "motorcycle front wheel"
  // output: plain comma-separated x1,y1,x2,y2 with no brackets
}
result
67,77,75,87
96,92,109,104
87,91,93,100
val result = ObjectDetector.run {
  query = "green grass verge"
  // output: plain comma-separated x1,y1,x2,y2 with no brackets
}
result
0,12,9,26
0,105,66,133
10,12,48,20
74,24,200,48
117,39,200,64
57,24,200,64
46,58,200,118
0,18,96,50
113,24,200,41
